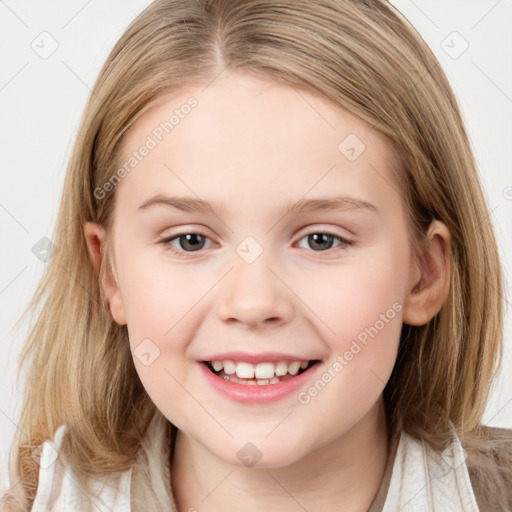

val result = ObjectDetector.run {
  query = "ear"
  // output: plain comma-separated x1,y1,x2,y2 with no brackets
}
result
402,220,451,326
83,221,127,325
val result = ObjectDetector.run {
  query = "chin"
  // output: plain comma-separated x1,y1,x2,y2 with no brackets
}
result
208,435,312,469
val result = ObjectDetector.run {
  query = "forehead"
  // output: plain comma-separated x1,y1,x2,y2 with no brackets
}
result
114,71,400,216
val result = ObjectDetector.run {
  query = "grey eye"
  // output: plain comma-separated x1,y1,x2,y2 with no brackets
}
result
297,233,344,251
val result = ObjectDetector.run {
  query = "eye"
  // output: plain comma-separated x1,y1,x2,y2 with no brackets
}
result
159,230,354,257
160,233,214,255
296,232,353,252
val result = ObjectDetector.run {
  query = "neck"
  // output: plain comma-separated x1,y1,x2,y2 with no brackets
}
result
171,398,389,512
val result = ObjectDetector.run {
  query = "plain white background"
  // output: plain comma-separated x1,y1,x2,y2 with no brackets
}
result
1,0,511,489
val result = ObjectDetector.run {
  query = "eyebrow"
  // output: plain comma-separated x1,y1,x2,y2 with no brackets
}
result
137,193,378,215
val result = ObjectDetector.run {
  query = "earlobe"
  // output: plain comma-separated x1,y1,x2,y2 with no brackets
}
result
83,222,127,325
402,220,451,326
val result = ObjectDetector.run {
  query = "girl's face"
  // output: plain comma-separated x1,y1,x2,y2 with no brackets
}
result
105,71,419,467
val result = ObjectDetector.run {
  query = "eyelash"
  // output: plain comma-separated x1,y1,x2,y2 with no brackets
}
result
158,230,354,257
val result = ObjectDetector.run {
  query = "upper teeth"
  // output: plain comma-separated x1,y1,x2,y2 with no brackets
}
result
210,360,309,379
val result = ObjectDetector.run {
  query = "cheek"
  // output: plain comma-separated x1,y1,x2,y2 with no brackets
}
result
116,250,214,411
293,266,404,437
116,252,204,427
301,248,407,341
117,248,206,339
294,246,406,396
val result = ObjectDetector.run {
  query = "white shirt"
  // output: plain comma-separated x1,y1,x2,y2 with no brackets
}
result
31,423,480,511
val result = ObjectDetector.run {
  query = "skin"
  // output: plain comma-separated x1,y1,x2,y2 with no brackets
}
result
84,71,451,511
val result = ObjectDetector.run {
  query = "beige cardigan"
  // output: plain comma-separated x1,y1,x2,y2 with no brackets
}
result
18,410,484,512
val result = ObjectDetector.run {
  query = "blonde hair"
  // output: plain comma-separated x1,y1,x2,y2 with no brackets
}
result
3,0,510,510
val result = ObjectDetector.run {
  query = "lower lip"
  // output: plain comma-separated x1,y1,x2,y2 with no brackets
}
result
198,361,321,404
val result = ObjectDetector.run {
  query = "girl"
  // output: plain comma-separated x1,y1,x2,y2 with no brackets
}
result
2,0,511,510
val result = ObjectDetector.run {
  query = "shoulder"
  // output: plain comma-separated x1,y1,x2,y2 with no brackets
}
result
30,424,132,512
464,425,512,511
0,487,26,512
0,426,70,512
381,427,479,511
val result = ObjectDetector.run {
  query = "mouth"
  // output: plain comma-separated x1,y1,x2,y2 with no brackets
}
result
201,359,320,386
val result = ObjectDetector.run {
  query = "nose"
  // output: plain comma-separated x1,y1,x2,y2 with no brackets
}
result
216,254,295,329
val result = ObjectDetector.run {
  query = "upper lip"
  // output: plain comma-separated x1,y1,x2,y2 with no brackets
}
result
199,351,319,364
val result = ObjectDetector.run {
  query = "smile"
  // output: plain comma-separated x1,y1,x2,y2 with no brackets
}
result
199,357,322,403
204,359,314,385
